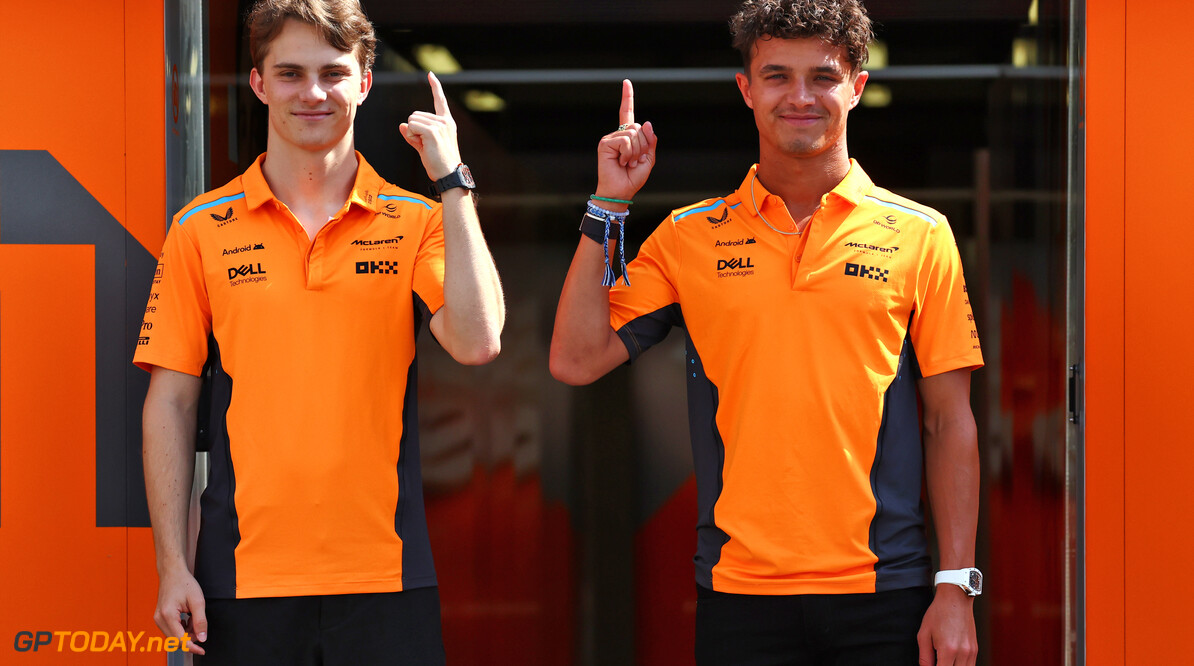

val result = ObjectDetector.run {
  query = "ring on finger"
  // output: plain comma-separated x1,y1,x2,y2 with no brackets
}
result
617,124,631,131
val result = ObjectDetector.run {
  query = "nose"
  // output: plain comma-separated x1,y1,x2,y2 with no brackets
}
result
299,76,327,104
786,78,816,107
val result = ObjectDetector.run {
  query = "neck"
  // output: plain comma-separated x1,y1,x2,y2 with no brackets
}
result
755,142,851,220
260,133,359,215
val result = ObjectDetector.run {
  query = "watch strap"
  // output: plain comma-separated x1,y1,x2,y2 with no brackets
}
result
934,568,982,596
430,163,475,198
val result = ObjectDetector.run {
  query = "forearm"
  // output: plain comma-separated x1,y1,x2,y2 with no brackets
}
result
142,374,200,576
924,413,980,569
549,237,626,385
436,188,505,364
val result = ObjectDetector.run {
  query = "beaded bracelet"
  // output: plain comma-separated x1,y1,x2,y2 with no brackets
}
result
590,194,633,206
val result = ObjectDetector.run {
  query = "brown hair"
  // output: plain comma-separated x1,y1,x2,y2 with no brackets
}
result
729,0,873,73
247,0,377,73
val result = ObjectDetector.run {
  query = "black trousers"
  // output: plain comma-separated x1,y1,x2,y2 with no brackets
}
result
695,585,933,666
195,587,446,665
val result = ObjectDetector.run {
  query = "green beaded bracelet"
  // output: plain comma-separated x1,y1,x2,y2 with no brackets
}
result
590,194,633,206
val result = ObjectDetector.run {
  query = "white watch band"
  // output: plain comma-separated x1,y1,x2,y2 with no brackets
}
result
934,568,982,596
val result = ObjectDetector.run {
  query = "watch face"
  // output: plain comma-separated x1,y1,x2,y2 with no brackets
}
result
459,165,475,188
969,569,983,594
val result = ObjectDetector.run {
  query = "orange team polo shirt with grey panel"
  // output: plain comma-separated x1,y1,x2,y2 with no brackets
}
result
134,153,445,599
609,160,983,596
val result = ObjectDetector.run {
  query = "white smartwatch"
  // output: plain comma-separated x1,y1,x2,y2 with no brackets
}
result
934,568,983,597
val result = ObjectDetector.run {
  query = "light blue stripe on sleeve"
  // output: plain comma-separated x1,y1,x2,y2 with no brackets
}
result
863,196,937,227
378,194,433,210
674,200,741,221
177,193,247,226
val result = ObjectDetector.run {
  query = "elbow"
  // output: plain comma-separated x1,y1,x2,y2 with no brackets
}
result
454,338,501,366
548,350,597,386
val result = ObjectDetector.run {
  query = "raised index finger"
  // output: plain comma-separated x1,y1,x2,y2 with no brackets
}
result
619,79,634,126
428,72,451,118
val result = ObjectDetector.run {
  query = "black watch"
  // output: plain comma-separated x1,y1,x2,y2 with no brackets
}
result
429,163,475,199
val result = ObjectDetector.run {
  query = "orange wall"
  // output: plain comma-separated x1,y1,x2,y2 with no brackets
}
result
1088,0,1194,663
0,1,165,663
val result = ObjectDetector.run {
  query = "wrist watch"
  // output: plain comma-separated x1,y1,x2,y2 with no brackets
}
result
430,163,475,199
934,568,983,597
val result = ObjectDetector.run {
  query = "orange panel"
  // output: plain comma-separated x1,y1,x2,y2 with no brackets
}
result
1123,0,1194,661
0,2,125,237
0,245,150,664
124,0,168,256
0,0,164,257
124,1,168,659
1084,0,1127,663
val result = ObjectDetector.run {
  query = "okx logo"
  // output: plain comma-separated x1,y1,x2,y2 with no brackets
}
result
845,262,889,283
356,260,402,275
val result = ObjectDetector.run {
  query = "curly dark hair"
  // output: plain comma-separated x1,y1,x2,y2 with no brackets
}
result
729,0,874,72
247,0,377,73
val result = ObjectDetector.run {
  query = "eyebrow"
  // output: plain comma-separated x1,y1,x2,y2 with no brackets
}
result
757,63,846,76
271,62,353,71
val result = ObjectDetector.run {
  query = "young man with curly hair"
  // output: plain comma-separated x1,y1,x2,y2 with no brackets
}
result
551,1,982,663
137,0,504,662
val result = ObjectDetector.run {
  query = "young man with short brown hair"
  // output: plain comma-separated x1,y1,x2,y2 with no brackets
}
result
551,1,981,663
138,0,504,662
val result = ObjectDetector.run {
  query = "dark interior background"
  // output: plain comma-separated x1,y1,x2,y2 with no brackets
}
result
203,1,1075,663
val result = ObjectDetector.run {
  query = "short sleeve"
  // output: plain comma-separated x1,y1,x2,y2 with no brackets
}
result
609,217,684,362
909,218,984,377
411,204,446,318
133,221,213,375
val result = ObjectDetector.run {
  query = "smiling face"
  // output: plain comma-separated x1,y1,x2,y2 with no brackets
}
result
248,19,372,156
735,36,867,163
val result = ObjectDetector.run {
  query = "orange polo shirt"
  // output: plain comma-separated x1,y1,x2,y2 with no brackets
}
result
135,153,444,598
609,161,983,595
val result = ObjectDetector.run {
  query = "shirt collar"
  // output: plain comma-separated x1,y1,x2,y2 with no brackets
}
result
734,158,875,215
241,151,386,213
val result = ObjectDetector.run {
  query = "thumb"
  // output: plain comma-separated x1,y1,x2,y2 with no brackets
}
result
190,597,208,643
917,630,934,666
399,124,420,149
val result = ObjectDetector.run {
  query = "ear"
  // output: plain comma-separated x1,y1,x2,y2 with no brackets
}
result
735,71,754,110
357,69,373,105
249,68,268,104
848,70,869,110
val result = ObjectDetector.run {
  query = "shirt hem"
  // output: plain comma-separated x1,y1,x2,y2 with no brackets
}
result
226,575,438,599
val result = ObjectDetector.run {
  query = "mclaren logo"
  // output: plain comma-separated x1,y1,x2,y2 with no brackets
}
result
351,236,404,247
844,241,899,254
